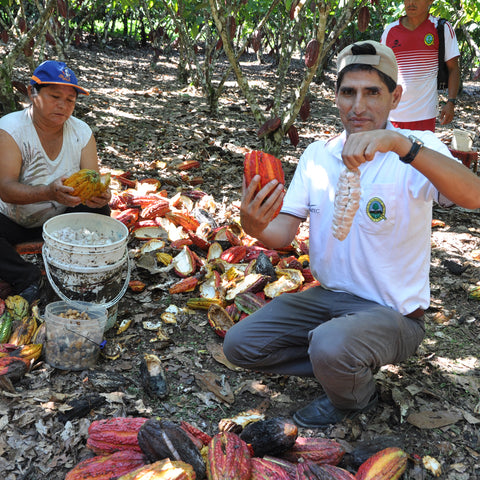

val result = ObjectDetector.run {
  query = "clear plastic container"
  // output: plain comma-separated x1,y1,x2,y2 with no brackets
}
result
44,301,107,370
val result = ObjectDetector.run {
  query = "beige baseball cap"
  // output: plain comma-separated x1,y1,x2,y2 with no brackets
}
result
337,40,398,84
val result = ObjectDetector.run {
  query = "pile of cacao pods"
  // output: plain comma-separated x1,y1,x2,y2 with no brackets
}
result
65,415,409,479
0,295,44,389
110,152,319,338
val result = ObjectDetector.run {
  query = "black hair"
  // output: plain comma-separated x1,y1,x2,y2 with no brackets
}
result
31,84,45,95
336,64,397,93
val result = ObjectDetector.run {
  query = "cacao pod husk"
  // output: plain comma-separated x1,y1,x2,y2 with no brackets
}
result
206,431,252,480
234,291,267,315
355,447,407,480
139,353,169,399
239,417,298,457
0,311,13,343
282,437,345,466
357,6,370,33
0,356,29,381
87,417,148,454
250,457,292,479
138,418,206,480
305,39,320,68
65,449,147,480
118,458,196,480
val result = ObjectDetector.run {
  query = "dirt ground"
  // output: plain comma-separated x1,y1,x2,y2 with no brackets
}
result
1,42,480,479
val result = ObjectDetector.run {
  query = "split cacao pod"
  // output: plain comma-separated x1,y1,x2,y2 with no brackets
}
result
118,459,196,480
305,39,320,68
355,447,407,480
357,6,370,33
283,437,345,466
63,169,111,203
8,314,37,345
137,418,206,480
239,417,298,457
244,150,285,218
139,353,169,399
65,449,147,480
87,417,148,454
206,431,252,480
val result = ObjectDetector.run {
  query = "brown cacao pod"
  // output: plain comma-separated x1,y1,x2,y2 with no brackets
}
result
357,6,370,33
118,459,196,480
243,150,285,218
287,124,300,147
139,353,169,399
355,447,407,480
299,98,311,121
65,449,147,480
239,417,298,457
257,117,281,138
305,39,320,68
1,30,8,43
227,15,236,40
138,418,206,480
251,30,262,52
87,417,148,454
206,431,252,480
63,169,111,203
283,437,345,466
250,457,292,479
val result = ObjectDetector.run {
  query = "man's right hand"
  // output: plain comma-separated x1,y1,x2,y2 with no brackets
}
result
240,174,284,239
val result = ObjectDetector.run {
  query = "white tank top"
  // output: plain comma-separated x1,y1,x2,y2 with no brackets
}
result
0,107,92,227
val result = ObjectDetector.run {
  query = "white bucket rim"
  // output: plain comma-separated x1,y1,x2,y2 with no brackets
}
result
42,212,129,249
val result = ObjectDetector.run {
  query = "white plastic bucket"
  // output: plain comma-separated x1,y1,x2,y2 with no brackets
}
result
44,301,107,370
42,213,130,330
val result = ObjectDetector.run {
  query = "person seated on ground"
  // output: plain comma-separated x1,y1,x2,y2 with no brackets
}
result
223,40,480,428
0,60,111,304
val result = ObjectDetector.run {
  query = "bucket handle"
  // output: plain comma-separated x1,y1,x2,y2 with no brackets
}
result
42,244,131,309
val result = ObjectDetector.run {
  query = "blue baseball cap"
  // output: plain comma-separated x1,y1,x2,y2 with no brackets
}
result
30,60,89,95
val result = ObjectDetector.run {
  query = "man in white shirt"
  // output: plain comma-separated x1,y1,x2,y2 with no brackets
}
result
223,40,480,427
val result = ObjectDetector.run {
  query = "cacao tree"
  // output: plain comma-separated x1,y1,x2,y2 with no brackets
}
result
207,0,370,155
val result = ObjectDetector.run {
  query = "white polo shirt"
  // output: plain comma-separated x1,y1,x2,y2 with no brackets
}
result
281,124,453,315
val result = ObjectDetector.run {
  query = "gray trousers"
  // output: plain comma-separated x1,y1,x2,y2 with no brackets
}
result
223,286,425,410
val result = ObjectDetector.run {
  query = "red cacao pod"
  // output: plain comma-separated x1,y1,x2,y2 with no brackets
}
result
355,447,407,480
251,30,262,52
86,417,148,454
358,6,370,33
65,450,147,480
206,431,252,480
305,39,320,68
244,151,285,218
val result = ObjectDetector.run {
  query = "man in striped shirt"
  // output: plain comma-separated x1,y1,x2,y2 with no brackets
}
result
381,0,460,132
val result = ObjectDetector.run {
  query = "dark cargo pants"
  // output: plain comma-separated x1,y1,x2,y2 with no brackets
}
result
223,286,425,410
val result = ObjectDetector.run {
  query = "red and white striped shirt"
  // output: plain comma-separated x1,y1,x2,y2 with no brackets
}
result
381,15,459,122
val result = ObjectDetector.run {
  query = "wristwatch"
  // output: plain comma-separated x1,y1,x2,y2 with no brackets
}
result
399,135,424,164
447,99,457,105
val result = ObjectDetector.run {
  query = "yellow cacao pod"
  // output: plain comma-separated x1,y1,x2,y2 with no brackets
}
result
64,169,111,203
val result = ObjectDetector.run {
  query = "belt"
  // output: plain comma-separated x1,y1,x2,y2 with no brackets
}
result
406,308,425,319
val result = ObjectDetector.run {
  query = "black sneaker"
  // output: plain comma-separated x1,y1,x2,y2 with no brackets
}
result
293,393,378,428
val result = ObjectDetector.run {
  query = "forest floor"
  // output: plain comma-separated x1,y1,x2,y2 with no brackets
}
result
1,42,480,480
